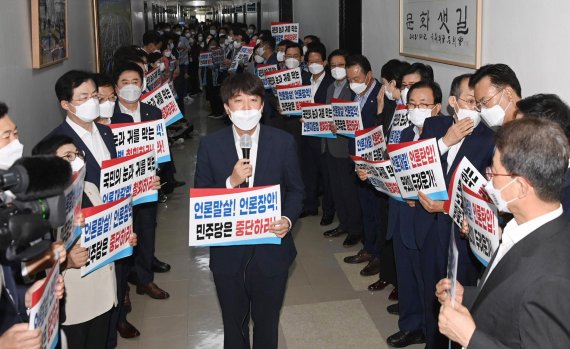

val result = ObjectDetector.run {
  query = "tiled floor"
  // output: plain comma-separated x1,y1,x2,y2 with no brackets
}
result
117,96,424,349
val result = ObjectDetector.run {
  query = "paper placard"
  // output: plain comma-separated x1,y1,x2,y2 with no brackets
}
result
28,260,60,349
56,167,85,250
301,103,335,138
264,68,302,89
331,98,364,138
352,156,403,200
144,67,162,92
276,84,313,116
229,46,254,72
270,22,300,44
387,105,411,144
355,125,387,160
257,64,279,90
211,48,225,65
199,51,213,67
141,83,183,126
110,119,171,164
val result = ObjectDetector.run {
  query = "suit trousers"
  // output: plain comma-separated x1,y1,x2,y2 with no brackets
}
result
358,184,386,256
132,203,158,285
300,136,323,212
62,309,111,349
212,250,288,349
107,258,130,348
320,151,335,217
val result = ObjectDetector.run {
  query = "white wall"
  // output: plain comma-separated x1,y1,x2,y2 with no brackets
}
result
363,0,570,107
292,0,339,52
0,1,95,154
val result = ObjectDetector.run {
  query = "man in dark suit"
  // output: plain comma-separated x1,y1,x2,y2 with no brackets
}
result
412,78,494,349
194,72,304,349
436,118,570,349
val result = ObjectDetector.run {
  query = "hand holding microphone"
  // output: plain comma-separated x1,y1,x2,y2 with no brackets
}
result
229,134,252,187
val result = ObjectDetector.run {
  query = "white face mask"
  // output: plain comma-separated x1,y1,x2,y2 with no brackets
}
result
276,51,285,62
174,31,181,36
302,46,308,55
456,108,481,129
285,58,300,69
225,38,232,45
119,84,142,103
308,63,325,75
400,87,410,105
0,139,24,170
247,29,254,35
142,76,148,92
230,108,262,131
384,84,395,101
99,100,115,119
164,50,172,58
331,67,346,81
159,62,166,72
198,36,203,42
210,30,217,36
408,108,433,128
256,39,261,45
72,98,100,123
254,55,265,63
233,40,242,49
185,33,191,38
480,91,511,128
350,74,370,95
484,178,518,213
256,47,265,56
70,157,85,172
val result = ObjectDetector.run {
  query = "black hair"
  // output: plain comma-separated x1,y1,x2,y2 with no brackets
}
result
304,35,321,44
469,63,522,97
304,42,327,63
55,70,96,102
113,46,146,67
112,61,144,85
143,31,163,46
32,134,75,156
220,72,264,103
404,62,434,82
517,94,570,142
449,74,473,98
259,35,276,51
147,52,162,64
258,30,272,41
327,49,349,63
408,80,443,104
346,54,372,75
284,41,303,56
381,59,411,89
92,73,114,88
0,102,7,119
277,39,294,48
232,28,249,43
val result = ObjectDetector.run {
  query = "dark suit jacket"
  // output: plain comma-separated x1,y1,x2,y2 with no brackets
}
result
562,169,570,219
264,52,279,65
324,80,354,158
466,215,570,348
0,263,27,334
313,72,335,104
194,125,305,277
46,121,117,208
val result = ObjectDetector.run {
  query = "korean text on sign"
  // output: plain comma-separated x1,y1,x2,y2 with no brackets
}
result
257,64,279,90
28,259,60,349
145,67,161,92
141,83,183,126
110,119,171,164
355,125,387,160
264,68,302,89
189,185,282,247
199,52,213,67
388,105,410,144
301,103,335,138
352,156,403,200
229,46,254,72
387,137,448,200
56,166,85,250
80,196,134,276
270,22,300,44
276,84,314,116
331,98,364,138
99,150,158,205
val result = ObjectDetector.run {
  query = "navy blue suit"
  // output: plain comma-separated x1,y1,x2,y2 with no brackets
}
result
194,124,304,349
414,115,494,349
562,169,570,219
0,263,27,335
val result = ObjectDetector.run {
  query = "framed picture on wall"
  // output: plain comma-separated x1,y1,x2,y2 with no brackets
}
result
399,0,482,68
31,0,68,69
92,0,133,73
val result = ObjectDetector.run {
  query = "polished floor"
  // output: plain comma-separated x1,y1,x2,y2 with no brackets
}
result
117,95,424,349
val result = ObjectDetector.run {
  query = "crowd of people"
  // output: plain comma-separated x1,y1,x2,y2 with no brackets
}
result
1,16,570,349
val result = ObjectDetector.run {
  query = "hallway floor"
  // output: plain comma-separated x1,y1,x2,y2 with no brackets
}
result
117,95,424,349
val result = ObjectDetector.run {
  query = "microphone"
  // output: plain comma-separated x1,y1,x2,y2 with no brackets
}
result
240,134,252,184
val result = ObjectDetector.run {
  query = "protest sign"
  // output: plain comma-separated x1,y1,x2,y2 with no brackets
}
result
387,105,410,144
229,46,254,72
270,22,300,44
301,103,335,138
355,125,387,160
28,260,59,349
99,150,157,205
211,48,225,65
276,84,313,116
257,64,279,90
144,67,161,92
462,185,500,267
331,98,364,138
80,196,134,276
387,138,448,200
168,81,178,100
55,167,85,250
198,51,213,67
189,185,282,247
444,157,487,227
447,224,459,308
141,83,183,126
110,119,171,164
352,156,403,200
264,68,302,89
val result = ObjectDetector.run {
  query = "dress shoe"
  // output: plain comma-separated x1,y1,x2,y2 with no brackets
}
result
323,226,346,237
343,234,361,247
387,303,399,315
117,321,140,339
386,329,425,348
319,213,334,226
136,282,170,299
368,279,390,291
344,249,373,264
360,256,381,276
124,288,132,313
299,209,318,218
152,257,171,273
173,179,186,188
389,287,399,301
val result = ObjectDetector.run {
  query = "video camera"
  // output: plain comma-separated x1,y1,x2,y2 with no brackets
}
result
0,155,72,262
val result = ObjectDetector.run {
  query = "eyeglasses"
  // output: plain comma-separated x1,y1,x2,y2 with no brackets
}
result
406,103,435,111
99,95,117,103
401,81,419,90
476,88,504,111
457,97,477,107
485,169,516,181
72,93,100,104
61,149,85,162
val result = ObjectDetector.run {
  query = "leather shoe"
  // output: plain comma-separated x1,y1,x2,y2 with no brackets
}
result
319,213,334,226
343,234,361,247
173,180,186,188
387,303,399,315
368,279,390,291
389,287,399,301
299,209,318,218
344,249,373,264
386,329,425,348
117,321,140,338
360,256,381,276
136,282,170,299
152,257,171,273
123,287,132,313
323,226,346,237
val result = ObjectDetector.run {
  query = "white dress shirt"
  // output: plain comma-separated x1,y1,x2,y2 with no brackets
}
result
311,73,326,99
225,125,260,188
119,101,142,123
438,138,465,174
66,117,111,165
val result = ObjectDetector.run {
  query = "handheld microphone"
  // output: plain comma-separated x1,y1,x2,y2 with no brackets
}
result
240,134,252,184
